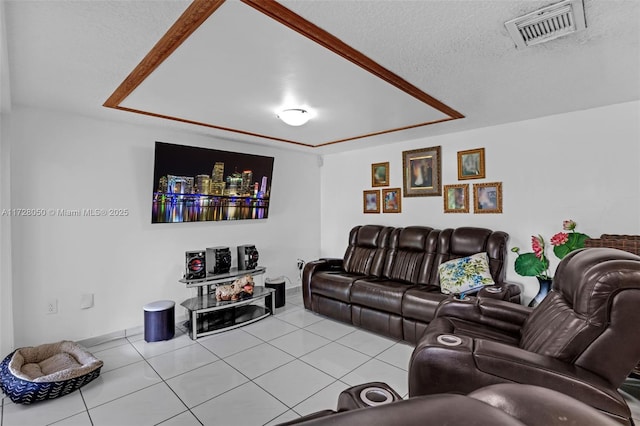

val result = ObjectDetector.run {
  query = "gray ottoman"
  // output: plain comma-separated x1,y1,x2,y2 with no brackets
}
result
143,300,175,342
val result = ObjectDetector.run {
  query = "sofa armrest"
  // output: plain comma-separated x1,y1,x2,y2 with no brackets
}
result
473,340,630,418
434,297,532,331
302,258,344,309
478,281,522,304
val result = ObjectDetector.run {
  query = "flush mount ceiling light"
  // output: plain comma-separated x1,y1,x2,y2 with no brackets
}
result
277,108,311,126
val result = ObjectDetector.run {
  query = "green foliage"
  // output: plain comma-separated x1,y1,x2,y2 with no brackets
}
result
514,252,549,277
553,232,589,259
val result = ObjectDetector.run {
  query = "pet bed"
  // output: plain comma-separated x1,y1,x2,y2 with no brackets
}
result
0,340,103,404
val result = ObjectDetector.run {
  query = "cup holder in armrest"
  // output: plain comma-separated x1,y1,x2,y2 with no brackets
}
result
437,334,463,346
483,286,503,294
337,382,402,411
358,387,396,406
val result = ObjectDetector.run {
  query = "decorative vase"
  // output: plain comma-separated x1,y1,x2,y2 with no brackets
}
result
528,277,553,307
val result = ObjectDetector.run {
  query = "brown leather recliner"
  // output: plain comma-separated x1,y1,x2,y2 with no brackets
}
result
302,224,521,343
408,247,640,425
278,383,620,426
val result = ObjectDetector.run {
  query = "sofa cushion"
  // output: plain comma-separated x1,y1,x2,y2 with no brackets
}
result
402,286,448,323
438,253,495,295
343,225,392,277
383,227,439,284
311,271,361,303
351,279,415,314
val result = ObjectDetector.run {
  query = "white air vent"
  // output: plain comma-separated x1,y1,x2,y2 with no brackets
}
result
505,0,586,48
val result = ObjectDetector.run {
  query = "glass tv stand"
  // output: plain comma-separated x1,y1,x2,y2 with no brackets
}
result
179,267,274,339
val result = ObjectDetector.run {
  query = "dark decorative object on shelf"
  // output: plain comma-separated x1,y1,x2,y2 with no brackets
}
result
185,250,206,280
528,277,553,307
206,246,231,274
238,244,259,270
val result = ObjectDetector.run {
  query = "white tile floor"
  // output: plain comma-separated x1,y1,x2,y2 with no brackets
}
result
0,292,410,426
1,290,639,426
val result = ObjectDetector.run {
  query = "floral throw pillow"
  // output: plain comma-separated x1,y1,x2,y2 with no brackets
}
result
438,252,495,295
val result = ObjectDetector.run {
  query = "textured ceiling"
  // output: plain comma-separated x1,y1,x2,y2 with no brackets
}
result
3,0,640,153
107,0,460,148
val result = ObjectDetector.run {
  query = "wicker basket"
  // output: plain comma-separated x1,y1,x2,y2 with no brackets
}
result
584,234,640,255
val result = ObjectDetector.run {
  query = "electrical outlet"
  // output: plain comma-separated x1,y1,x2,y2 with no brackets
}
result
46,299,58,315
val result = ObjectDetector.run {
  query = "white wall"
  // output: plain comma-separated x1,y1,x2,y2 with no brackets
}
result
320,101,640,304
0,0,15,356
1,111,14,355
8,107,321,346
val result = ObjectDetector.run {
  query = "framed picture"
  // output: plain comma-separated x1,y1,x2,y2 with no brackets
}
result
371,162,389,187
382,188,402,213
457,148,485,180
444,184,469,213
402,146,441,197
363,190,380,213
473,182,502,214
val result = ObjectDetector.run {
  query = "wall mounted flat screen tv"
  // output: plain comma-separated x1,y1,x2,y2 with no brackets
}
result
152,142,274,223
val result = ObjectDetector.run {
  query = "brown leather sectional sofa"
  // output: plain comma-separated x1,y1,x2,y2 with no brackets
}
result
408,247,640,424
278,383,620,426
302,225,522,343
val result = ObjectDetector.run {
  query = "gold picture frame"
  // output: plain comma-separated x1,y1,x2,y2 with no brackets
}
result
371,162,389,187
402,146,441,197
363,190,380,213
382,188,402,213
457,148,485,180
444,184,469,213
473,182,502,214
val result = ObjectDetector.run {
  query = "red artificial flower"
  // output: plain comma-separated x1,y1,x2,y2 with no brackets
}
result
551,232,569,246
531,235,545,259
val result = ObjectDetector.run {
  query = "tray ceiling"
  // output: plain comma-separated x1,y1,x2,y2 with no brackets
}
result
5,0,639,154
104,0,463,148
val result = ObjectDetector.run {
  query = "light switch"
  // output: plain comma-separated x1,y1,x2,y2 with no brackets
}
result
80,293,94,309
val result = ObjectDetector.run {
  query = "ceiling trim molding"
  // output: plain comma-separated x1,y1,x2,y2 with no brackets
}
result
318,117,459,147
114,106,315,148
103,0,225,107
103,0,465,147
242,0,464,120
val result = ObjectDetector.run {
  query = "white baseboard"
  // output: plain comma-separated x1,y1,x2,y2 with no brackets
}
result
77,313,188,348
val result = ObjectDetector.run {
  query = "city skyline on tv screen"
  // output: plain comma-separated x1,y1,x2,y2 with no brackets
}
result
152,141,274,223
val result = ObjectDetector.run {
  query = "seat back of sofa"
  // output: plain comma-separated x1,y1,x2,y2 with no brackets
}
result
427,227,509,285
520,247,640,386
382,226,440,284
343,225,393,277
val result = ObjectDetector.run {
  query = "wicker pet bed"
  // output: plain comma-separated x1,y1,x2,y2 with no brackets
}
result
0,340,103,404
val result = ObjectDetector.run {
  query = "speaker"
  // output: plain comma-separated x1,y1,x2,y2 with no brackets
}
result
206,246,232,275
237,245,259,270
265,276,286,308
185,250,206,280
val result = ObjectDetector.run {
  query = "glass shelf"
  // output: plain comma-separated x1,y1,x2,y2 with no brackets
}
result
181,286,274,312
180,286,275,339
179,266,266,287
183,305,271,337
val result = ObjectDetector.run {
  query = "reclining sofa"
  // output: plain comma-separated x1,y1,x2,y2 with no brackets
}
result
409,247,640,424
278,382,619,426
302,225,521,343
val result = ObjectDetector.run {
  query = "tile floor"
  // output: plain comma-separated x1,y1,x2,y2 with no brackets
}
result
0,291,412,426
1,290,639,426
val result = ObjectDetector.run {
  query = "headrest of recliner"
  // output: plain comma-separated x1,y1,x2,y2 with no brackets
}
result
395,226,437,251
553,247,640,318
349,225,390,248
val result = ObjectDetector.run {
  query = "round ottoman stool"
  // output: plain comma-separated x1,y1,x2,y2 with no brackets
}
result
143,300,175,342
